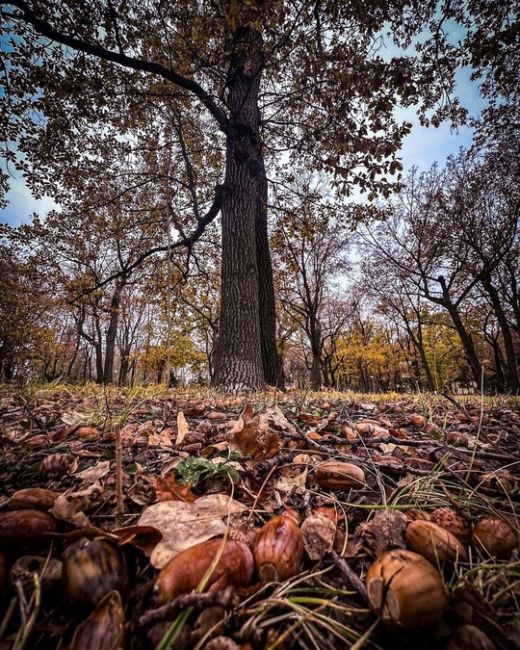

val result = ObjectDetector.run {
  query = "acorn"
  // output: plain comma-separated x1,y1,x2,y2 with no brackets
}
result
10,555,62,597
366,549,447,628
408,414,426,428
7,488,59,512
39,453,74,477
0,510,56,547
154,538,254,605
254,514,304,581
315,461,365,490
445,624,496,650
406,520,468,564
430,508,470,544
62,538,128,608
471,516,518,559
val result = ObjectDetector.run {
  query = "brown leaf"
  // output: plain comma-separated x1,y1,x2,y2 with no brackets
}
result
68,590,124,650
112,525,163,556
137,494,247,568
230,404,281,460
175,411,189,445
154,473,198,503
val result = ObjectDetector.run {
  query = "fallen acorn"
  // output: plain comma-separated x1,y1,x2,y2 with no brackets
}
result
10,555,62,597
254,514,304,580
154,538,254,605
0,510,56,547
408,413,426,428
366,549,447,628
39,453,74,478
430,508,470,545
315,461,365,490
445,624,496,650
7,487,59,512
406,520,468,564
62,538,128,608
471,516,518,559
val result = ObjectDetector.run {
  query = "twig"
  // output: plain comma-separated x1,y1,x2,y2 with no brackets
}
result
139,586,238,627
114,422,124,527
331,552,368,604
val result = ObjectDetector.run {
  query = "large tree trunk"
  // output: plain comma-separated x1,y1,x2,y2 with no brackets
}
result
213,26,265,391
256,156,284,388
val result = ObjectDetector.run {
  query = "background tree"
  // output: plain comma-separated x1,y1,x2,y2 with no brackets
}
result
3,0,516,390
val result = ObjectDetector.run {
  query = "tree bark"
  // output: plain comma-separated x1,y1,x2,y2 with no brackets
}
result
437,276,483,389
103,282,123,385
213,26,265,392
256,156,284,388
481,274,519,393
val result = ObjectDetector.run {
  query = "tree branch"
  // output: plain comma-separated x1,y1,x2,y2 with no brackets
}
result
3,0,229,131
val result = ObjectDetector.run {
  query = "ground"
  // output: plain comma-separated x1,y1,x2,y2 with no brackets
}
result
0,384,519,649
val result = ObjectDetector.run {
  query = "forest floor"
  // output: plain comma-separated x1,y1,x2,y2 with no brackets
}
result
0,383,519,650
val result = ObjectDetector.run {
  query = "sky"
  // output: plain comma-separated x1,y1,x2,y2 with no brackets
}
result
0,35,486,228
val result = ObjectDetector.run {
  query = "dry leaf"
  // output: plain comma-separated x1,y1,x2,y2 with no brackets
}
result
76,460,111,483
137,494,247,568
230,404,281,460
176,411,189,446
273,468,308,494
112,525,163,556
154,473,198,503
68,590,124,650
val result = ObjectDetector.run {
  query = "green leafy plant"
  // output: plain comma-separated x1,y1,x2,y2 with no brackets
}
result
174,456,239,489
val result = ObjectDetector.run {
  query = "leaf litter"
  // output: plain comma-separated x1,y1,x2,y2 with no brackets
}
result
0,386,519,649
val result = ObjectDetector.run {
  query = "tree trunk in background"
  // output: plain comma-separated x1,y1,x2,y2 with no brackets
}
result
438,277,483,389
103,283,123,385
214,26,265,391
445,303,483,388
256,156,284,388
310,349,321,390
481,275,519,393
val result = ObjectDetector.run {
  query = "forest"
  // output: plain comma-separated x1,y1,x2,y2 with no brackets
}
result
0,1,519,649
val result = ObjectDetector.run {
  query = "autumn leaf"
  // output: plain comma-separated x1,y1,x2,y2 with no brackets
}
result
154,473,198,503
175,411,189,446
230,403,281,460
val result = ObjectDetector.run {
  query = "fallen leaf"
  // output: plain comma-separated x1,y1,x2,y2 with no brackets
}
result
76,460,111,483
274,468,308,494
230,404,281,460
69,590,124,650
154,473,198,502
137,494,247,568
112,525,163,556
176,411,189,445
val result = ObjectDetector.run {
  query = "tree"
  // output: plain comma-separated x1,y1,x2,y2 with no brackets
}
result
1,0,517,390
271,174,349,389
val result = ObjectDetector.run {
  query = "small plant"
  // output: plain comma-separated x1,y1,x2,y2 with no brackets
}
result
174,456,240,490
